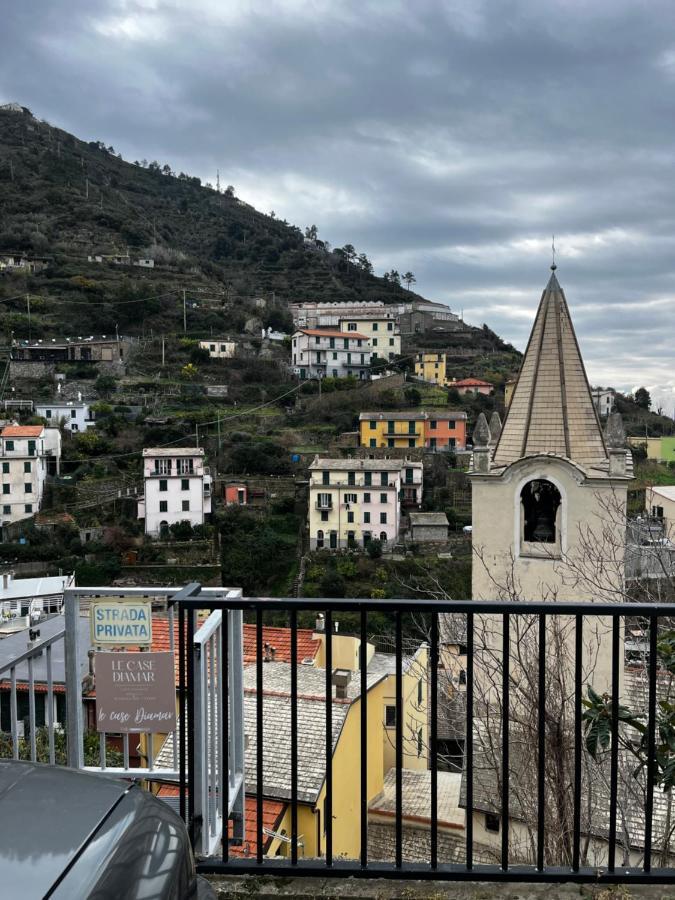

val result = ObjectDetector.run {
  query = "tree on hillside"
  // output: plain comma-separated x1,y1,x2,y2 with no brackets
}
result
357,253,373,282
304,224,318,240
634,387,651,410
341,244,356,270
403,271,417,290
384,269,401,286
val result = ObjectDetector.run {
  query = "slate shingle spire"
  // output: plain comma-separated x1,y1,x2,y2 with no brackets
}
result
493,269,607,470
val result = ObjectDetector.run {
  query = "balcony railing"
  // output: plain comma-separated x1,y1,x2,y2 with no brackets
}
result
176,594,675,886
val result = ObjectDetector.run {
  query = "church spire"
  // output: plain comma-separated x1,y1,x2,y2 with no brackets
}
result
493,271,607,470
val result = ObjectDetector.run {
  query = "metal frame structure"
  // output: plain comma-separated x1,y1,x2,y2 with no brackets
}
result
174,594,675,884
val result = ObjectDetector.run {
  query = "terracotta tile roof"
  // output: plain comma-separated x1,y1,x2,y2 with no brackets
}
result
453,378,492,387
1,425,44,437
156,787,286,858
296,328,369,340
243,624,320,664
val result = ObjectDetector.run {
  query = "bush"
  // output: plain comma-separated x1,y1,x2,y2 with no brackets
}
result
320,570,346,598
169,520,194,541
367,539,383,559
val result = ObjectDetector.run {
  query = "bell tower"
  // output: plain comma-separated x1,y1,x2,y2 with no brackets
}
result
470,268,632,606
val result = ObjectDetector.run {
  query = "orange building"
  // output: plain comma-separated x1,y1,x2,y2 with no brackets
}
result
224,482,247,506
424,413,467,451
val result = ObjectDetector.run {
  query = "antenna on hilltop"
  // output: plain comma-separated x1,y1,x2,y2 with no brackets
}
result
216,169,220,193
551,234,557,271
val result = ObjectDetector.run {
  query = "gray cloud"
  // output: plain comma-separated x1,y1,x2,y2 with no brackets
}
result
2,0,675,413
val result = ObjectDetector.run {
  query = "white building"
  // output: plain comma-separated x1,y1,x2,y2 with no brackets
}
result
0,425,61,528
199,338,237,359
290,301,388,329
0,571,75,631
35,401,96,433
591,387,615,418
137,448,212,536
292,329,372,380
308,457,423,550
338,315,401,360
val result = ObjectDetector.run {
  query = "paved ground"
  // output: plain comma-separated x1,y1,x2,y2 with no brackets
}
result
208,876,675,900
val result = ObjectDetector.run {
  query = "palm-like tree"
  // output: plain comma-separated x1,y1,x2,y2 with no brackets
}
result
403,271,416,290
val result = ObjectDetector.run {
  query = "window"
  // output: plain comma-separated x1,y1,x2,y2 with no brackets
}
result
448,420,456,429
159,500,168,513
347,471,355,485
459,669,467,685
364,472,372,487
317,530,324,548
369,420,377,430
329,337,335,349
317,492,332,509
417,728,423,758
387,439,394,448
380,531,387,543
24,483,32,494
380,472,388,486
159,479,168,492
45,410,52,418
5,440,14,451
430,420,437,430
430,438,437,450
332,353,337,361
343,339,349,349
321,511,329,522
418,679,424,705
1,462,8,474
220,344,227,352
372,338,378,347
182,500,190,512
347,353,351,365
380,512,387,524
485,814,500,833
652,505,664,518
154,458,170,475
181,478,189,491
385,705,396,727
348,322,357,331
408,422,416,434
389,338,394,346
364,511,371,524
372,322,378,331
364,493,371,503
387,321,393,331
347,511,354,523
357,339,362,348
322,470,330,485
177,458,194,475
2,505,10,515
209,344,216,352
387,421,395,434
521,480,561,544
405,468,414,484
70,409,76,418
369,439,376,448
408,439,415,448
2,485,8,495
345,493,357,504
380,493,387,503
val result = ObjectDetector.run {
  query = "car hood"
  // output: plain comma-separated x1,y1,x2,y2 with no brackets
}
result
0,760,129,900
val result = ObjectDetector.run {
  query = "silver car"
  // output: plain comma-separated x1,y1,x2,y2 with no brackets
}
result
0,760,215,899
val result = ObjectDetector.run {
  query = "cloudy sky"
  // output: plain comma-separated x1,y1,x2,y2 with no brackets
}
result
2,0,674,414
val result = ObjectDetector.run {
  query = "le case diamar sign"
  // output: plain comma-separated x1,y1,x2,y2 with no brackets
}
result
91,600,152,646
95,652,176,734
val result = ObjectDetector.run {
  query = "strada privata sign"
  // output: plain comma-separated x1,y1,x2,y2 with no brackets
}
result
91,599,152,645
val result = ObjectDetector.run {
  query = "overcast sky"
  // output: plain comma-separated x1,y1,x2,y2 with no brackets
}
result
2,0,674,414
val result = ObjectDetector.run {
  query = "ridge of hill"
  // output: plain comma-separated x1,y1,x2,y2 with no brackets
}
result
0,104,445,340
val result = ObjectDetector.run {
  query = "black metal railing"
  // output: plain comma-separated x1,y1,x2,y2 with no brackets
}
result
174,596,675,884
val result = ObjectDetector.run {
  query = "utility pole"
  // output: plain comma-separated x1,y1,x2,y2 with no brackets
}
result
26,295,31,342
195,425,199,448
217,414,221,451
161,335,165,366
183,289,187,333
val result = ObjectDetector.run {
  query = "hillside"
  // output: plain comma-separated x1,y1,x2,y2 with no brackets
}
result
0,104,433,341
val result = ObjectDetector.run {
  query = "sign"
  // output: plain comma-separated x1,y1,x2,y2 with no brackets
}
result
91,599,152,646
95,651,176,733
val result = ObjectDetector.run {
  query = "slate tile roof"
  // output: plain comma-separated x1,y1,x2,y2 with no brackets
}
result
493,271,608,471
370,768,464,829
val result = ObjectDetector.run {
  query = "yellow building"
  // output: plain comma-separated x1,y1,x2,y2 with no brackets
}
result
339,316,401,361
358,411,426,449
504,379,516,407
415,351,446,385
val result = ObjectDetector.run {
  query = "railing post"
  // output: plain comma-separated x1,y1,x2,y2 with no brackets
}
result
64,588,84,769
230,609,245,844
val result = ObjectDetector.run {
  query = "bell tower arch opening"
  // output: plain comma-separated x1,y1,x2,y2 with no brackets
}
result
520,478,562,554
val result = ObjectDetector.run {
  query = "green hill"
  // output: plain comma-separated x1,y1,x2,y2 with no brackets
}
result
0,104,433,341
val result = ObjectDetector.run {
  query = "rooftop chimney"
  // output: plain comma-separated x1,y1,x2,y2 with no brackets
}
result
2,572,11,590
315,614,325,632
332,668,352,699
605,412,627,477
